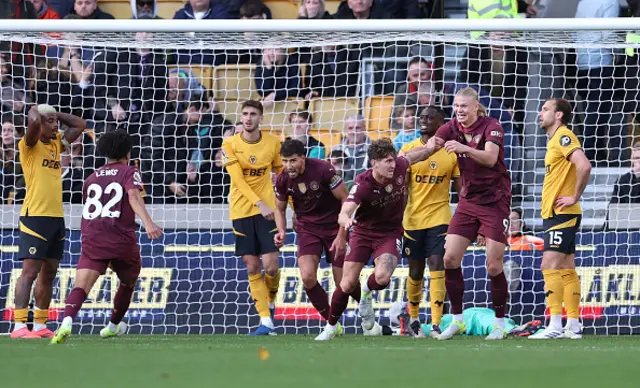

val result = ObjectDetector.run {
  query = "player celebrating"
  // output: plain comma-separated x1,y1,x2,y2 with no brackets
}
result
51,130,162,344
400,106,460,338
274,139,362,334
427,87,512,341
315,137,438,341
221,100,283,336
11,104,85,339
529,99,591,340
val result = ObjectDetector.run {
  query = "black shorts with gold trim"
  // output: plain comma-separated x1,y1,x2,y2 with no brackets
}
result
232,214,278,257
402,224,448,261
18,216,66,260
543,214,581,254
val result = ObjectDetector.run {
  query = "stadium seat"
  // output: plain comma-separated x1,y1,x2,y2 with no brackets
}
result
169,65,213,91
262,100,304,135
308,97,359,131
367,130,396,141
213,64,260,101
325,1,341,14
364,95,394,132
216,100,242,124
264,0,298,19
156,0,184,18
309,129,343,155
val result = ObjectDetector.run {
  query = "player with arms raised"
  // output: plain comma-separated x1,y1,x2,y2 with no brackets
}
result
11,105,85,339
399,106,460,338
222,100,283,336
274,139,363,334
428,87,512,341
315,138,438,340
529,99,591,340
51,130,162,343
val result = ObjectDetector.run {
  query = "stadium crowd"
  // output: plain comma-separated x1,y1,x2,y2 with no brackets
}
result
2,0,640,210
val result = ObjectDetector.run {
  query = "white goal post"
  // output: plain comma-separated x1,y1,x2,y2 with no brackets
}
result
1,17,640,335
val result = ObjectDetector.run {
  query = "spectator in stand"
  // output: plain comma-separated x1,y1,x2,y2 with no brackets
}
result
286,111,326,160
110,30,169,158
575,0,622,164
254,48,301,109
328,149,355,189
223,0,269,64
186,98,233,203
298,0,332,19
28,0,60,18
392,105,419,152
45,0,73,17
507,208,543,251
167,68,206,113
131,0,160,18
141,96,231,203
174,0,230,19
610,142,640,204
60,132,95,204
333,0,387,19
1,52,31,116
330,114,371,175
377,0,419,18
305,45,359,98
1,114,24,203
0,0,36,82
33,57,80,113
391,57,439,131
69,0,115,18
225,0,271,18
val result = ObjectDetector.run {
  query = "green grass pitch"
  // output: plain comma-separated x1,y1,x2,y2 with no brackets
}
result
0,335,638,387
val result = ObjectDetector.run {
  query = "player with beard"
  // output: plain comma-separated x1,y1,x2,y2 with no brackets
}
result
399,106,460,338
221,100,283,336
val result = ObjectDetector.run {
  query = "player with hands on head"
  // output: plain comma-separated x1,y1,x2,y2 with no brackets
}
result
11,104,86,339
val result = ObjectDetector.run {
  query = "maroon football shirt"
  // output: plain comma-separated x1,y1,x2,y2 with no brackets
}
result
346,156,410,238
275,158,343,232
80,162,144,260
435,116,511,204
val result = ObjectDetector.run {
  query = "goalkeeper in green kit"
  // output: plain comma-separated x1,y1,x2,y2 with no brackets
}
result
390,303,542,337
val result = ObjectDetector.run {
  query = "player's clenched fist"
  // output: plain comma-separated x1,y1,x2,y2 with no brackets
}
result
273,231,285,248
444,140,470,155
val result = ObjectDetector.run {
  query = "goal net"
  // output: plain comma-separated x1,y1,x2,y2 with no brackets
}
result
1,19,639,335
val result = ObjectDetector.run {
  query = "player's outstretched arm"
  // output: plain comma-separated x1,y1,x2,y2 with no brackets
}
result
128,188,163,240
403,137,439,165
556,149,592,211
274,198,288,248
338,201,359,230
59,112,87,145
25,105,42,147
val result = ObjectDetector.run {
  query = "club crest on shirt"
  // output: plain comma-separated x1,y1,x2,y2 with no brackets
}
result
430,161,438,170
395,175,404,185
560,135,571,147
473,135,481,143
133,171,143,186
249,156,257,164
310,181,319,191
385,184,393,193
298,182,307,194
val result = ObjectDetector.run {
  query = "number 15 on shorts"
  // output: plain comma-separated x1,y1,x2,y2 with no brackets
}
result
548,231,563,245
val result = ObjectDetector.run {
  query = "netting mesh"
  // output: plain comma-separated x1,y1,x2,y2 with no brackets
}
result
1,26,640,335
